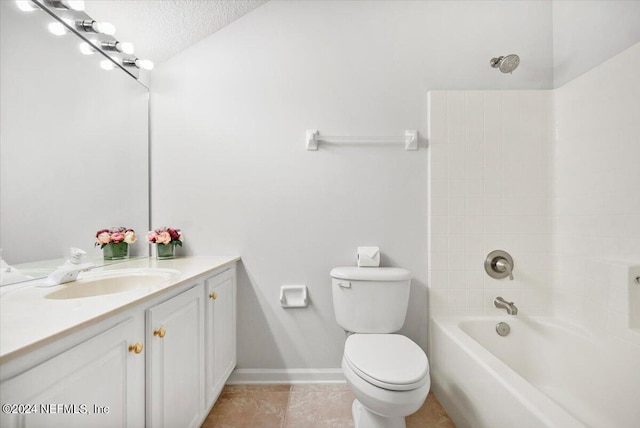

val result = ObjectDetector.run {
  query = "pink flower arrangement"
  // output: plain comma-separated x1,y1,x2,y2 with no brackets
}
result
95,227,137,248
147,227,183,246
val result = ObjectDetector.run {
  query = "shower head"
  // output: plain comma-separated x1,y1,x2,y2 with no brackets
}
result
490,54,520,73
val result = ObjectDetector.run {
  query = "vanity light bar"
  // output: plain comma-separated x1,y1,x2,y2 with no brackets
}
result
45,0,85,11
17,0,150,80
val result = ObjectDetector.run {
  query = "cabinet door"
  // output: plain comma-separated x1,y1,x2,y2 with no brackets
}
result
205,267,236,408
0,315,145,428
146,284,204,428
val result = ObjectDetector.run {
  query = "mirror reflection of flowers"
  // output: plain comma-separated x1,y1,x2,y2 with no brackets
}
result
95,227,137,248
146,227,183,246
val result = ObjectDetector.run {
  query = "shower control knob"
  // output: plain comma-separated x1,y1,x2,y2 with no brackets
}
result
485,250,515,280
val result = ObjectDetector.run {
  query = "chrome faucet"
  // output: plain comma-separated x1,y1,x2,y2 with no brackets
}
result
494,296,518,315
37,248,94,287
40,262,94,286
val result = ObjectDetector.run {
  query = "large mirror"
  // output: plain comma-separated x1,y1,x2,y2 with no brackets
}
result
0,1,149,284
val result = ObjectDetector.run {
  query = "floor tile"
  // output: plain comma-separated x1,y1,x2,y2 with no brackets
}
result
202,386,290,428
284,385,355,428
202,384,456,428
406,392,456,428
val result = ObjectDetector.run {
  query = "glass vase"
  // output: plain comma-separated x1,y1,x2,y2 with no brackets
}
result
103,242,129,260
156,243,175,260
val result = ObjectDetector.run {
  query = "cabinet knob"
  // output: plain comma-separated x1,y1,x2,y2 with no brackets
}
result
209,292,217,300
128,342,143,354
153,326,166,338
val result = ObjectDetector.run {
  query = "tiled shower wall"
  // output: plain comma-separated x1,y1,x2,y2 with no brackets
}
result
551,42,640,339
428,91,553,317
428,43,640,339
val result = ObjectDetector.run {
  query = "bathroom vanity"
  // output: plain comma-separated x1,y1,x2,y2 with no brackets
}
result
0,256,239,428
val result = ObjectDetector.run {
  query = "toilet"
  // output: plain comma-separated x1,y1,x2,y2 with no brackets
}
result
331,267,430,428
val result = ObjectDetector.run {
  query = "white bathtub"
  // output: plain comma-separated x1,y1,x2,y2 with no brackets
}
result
430,316,640,428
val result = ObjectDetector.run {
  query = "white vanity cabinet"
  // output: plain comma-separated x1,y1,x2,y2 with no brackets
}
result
146,283,205,428
0,258,239,428
204,266,237,408
0,314,146,428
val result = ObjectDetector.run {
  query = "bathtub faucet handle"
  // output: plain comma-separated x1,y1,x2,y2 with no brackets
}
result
485,250,515,280
495,258,514,280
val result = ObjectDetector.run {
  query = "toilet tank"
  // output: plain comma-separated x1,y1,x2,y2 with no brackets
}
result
330,267,413,334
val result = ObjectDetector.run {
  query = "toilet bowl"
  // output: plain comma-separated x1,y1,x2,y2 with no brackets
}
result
330,266,430,427
342,333,430,428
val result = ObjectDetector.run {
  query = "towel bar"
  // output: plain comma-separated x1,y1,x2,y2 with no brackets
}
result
306,130,418,151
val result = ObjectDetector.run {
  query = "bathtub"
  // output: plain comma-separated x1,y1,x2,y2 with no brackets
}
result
430,316,640,428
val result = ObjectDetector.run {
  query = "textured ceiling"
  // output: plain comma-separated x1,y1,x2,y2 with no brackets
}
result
84,0,268,63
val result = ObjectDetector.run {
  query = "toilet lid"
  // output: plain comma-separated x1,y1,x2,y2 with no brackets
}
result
330,267,413,281
344,334,429,391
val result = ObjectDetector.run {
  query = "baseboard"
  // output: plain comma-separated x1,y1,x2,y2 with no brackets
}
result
226,368,345,385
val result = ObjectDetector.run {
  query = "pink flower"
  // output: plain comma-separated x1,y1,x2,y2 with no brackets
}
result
168,228,180,240
156,231,171,245
111,232,125,243
97,232,111,245
146,231,157,243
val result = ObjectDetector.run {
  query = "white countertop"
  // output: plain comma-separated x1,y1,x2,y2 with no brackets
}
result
0,256,239,363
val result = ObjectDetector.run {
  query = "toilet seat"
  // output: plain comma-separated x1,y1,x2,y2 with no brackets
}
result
344,334,429,391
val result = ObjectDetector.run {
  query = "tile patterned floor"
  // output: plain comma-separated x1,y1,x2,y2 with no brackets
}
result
202,384,456,428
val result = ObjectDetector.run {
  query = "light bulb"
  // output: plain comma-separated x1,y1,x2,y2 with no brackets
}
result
138,59,154,70
16,1,37,12
101,41,135,55
48,22,66,36
119,42,134,55
123,58,154,70
61,0,84,11
100,60,114,71
79,42,94,55
95,22,116,35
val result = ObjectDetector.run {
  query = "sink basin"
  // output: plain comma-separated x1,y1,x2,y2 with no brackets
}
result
45,268,180,300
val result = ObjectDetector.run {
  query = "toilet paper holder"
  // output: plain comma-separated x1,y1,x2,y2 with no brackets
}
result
280,285,309,308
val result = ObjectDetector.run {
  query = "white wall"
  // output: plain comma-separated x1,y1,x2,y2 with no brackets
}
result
552,0,640,88
428,91,553,317
151,0,553,371
551,42,640,338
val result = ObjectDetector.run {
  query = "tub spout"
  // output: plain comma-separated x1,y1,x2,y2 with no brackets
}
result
494,296,518,315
